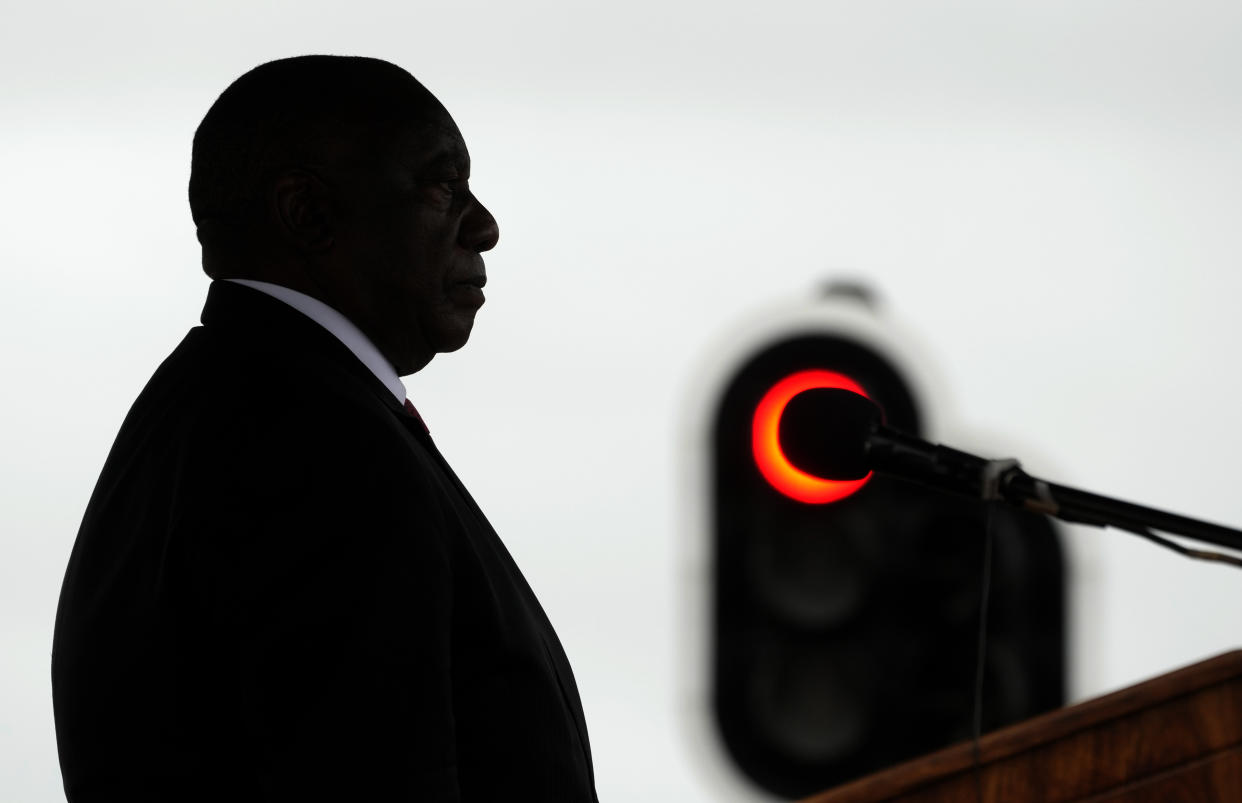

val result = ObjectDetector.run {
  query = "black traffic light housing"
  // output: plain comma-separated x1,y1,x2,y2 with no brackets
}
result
710,330,1066,798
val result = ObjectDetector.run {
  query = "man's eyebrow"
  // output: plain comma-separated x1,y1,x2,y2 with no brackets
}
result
409,161,465,184
418,148,469,175
429,159,464,175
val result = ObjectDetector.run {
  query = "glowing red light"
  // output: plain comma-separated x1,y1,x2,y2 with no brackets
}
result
752,370,873,504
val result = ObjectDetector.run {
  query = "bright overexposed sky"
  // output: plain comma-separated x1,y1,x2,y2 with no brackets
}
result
6,1,1242,800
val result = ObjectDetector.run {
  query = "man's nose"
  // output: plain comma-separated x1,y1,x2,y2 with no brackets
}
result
462,194,500,253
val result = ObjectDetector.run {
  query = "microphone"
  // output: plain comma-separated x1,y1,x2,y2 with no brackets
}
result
778,388,995,499
778,388,882,481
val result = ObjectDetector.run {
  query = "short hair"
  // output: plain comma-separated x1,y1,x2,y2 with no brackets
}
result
189,55,439,232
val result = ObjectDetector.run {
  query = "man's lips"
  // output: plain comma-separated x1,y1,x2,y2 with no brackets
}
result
448,275,486,307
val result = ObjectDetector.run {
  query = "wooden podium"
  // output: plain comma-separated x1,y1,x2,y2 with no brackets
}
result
801,650,1242,802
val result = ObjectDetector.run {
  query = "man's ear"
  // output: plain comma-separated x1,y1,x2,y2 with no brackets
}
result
272,169,335,253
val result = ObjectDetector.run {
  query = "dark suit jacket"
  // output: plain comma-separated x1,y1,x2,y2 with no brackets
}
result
52,281,598,802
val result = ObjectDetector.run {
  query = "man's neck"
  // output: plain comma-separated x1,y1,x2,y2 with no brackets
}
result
223,278,407,403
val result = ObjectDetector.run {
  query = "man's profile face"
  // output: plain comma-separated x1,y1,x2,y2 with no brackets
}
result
324,104,500,376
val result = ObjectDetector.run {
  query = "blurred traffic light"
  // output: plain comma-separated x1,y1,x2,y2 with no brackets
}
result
709,325,1066,798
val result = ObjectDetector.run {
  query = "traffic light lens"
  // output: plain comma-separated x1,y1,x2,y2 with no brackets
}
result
752,370,873,504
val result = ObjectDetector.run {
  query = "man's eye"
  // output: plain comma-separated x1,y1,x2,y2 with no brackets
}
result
425,180,459,200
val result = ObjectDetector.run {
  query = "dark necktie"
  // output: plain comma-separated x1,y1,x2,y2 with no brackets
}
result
403,398,430,434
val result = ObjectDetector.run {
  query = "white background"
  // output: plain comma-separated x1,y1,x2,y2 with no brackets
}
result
5,1,1242,800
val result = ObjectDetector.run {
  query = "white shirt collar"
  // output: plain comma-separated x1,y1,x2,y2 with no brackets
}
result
224,278,407,403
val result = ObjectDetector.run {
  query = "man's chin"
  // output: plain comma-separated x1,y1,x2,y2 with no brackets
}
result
430,317,476,355
391,315,476,374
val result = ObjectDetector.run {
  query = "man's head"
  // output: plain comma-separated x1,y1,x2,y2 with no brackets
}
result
190,56,499,375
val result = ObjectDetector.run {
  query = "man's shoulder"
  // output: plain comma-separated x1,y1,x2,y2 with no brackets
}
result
125,325,414,478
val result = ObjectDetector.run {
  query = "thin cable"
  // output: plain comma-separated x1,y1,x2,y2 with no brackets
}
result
1118,525,1242,568
1019,479,1242,569
970,501,996,803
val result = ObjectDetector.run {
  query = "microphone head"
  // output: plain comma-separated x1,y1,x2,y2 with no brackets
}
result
778,388,881,481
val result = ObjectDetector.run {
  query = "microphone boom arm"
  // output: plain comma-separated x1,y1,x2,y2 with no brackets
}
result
868,427,1242,555
1000,468,1242,555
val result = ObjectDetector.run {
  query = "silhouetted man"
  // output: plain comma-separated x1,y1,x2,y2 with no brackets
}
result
52,56,598,802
